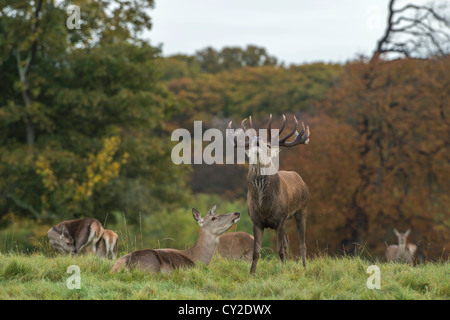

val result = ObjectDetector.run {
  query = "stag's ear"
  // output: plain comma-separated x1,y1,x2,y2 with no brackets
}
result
405,229,411,237
207,204,217,216
192,208,202,222
393,228,400,237
271,147,281,157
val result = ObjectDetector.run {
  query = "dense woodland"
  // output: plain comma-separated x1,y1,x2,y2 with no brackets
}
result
0,0,448,260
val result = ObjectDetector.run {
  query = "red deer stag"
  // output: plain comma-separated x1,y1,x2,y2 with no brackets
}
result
227,114,310,273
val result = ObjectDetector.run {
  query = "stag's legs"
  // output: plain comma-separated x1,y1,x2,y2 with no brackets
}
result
276,223,289,263
294,208,307,268
250,224,264,274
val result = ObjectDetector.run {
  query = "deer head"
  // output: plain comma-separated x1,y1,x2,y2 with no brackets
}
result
49,223,76,253
192,204,240,236
227,114,310,174
394,228,411,246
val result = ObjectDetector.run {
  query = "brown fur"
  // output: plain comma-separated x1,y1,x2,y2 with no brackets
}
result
111,249,195,273
49,218,104,254
85,229,118,259
247,165,309,273
386,229,416,264
111,206,240,273
218,232,254,261
227,115,310,273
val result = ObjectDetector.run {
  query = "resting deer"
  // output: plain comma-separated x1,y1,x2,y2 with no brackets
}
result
48,218,104,254
85,229,119,259
218,232,254,261
111,205,240,273
227,114,310,273
386,228,416,264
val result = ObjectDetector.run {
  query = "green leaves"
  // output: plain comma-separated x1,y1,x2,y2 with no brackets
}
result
0,0,188,224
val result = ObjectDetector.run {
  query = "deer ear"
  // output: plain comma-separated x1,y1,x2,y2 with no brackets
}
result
64,232,74,242
405,229,411,237
271,147,281,157
207,204,217,216
192,208,202,222
60,223,68,234
393,228,400,237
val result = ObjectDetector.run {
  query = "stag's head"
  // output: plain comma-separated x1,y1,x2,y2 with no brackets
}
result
192,204,240,236
227,114,310,173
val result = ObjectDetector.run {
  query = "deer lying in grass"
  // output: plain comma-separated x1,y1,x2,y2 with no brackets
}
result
227,114,310,273
85,229,119,259
218,232,254,262
111,205,240,273
48,218,104,254
386,228,417,264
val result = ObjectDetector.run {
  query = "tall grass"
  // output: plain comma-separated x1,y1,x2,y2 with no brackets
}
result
0,252,448,300
0,194,259,255
0,193,448,300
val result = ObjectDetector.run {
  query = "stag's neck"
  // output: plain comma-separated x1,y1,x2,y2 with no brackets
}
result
182,228,219,265
247,163,280,205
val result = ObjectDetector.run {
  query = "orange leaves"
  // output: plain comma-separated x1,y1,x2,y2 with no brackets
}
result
311,57,450,258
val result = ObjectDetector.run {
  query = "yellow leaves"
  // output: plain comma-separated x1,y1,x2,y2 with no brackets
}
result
73,136,127,202
122,151,129,164
35,155,57,192
1,212,18,224
35,136,128,204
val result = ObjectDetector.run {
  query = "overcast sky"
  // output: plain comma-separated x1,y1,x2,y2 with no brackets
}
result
144,0,399,64
145,0,439,64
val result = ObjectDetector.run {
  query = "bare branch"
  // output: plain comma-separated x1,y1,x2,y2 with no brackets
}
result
393,4,450,26
372,0,450,60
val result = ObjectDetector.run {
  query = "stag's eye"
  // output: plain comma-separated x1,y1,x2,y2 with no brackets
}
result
211,217,216,221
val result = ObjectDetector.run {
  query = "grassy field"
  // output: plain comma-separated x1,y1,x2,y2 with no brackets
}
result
0,252,448,300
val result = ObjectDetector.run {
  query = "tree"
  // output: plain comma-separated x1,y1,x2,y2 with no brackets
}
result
320,57,450,258
0,0,189,223
194,45,278,73
373,0,450,60
165,62,341,127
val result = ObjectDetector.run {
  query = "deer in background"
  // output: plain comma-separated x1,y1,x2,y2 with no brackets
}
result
218,232,254,262
111,205,240,273
386,228,417,264
227,114,310,273
48,218,104,254
85,229,119,259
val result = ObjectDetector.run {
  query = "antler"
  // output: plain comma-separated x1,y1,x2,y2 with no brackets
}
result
227,114,309,148
227,120,250,148
268,114,310,147
278,116,310,147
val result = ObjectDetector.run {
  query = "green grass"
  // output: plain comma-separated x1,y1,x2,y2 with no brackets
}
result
0,252,448,300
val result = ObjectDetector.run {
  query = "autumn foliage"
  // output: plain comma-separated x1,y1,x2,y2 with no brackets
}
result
166,56,450,260
277,58,449,259
1,1,448,260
